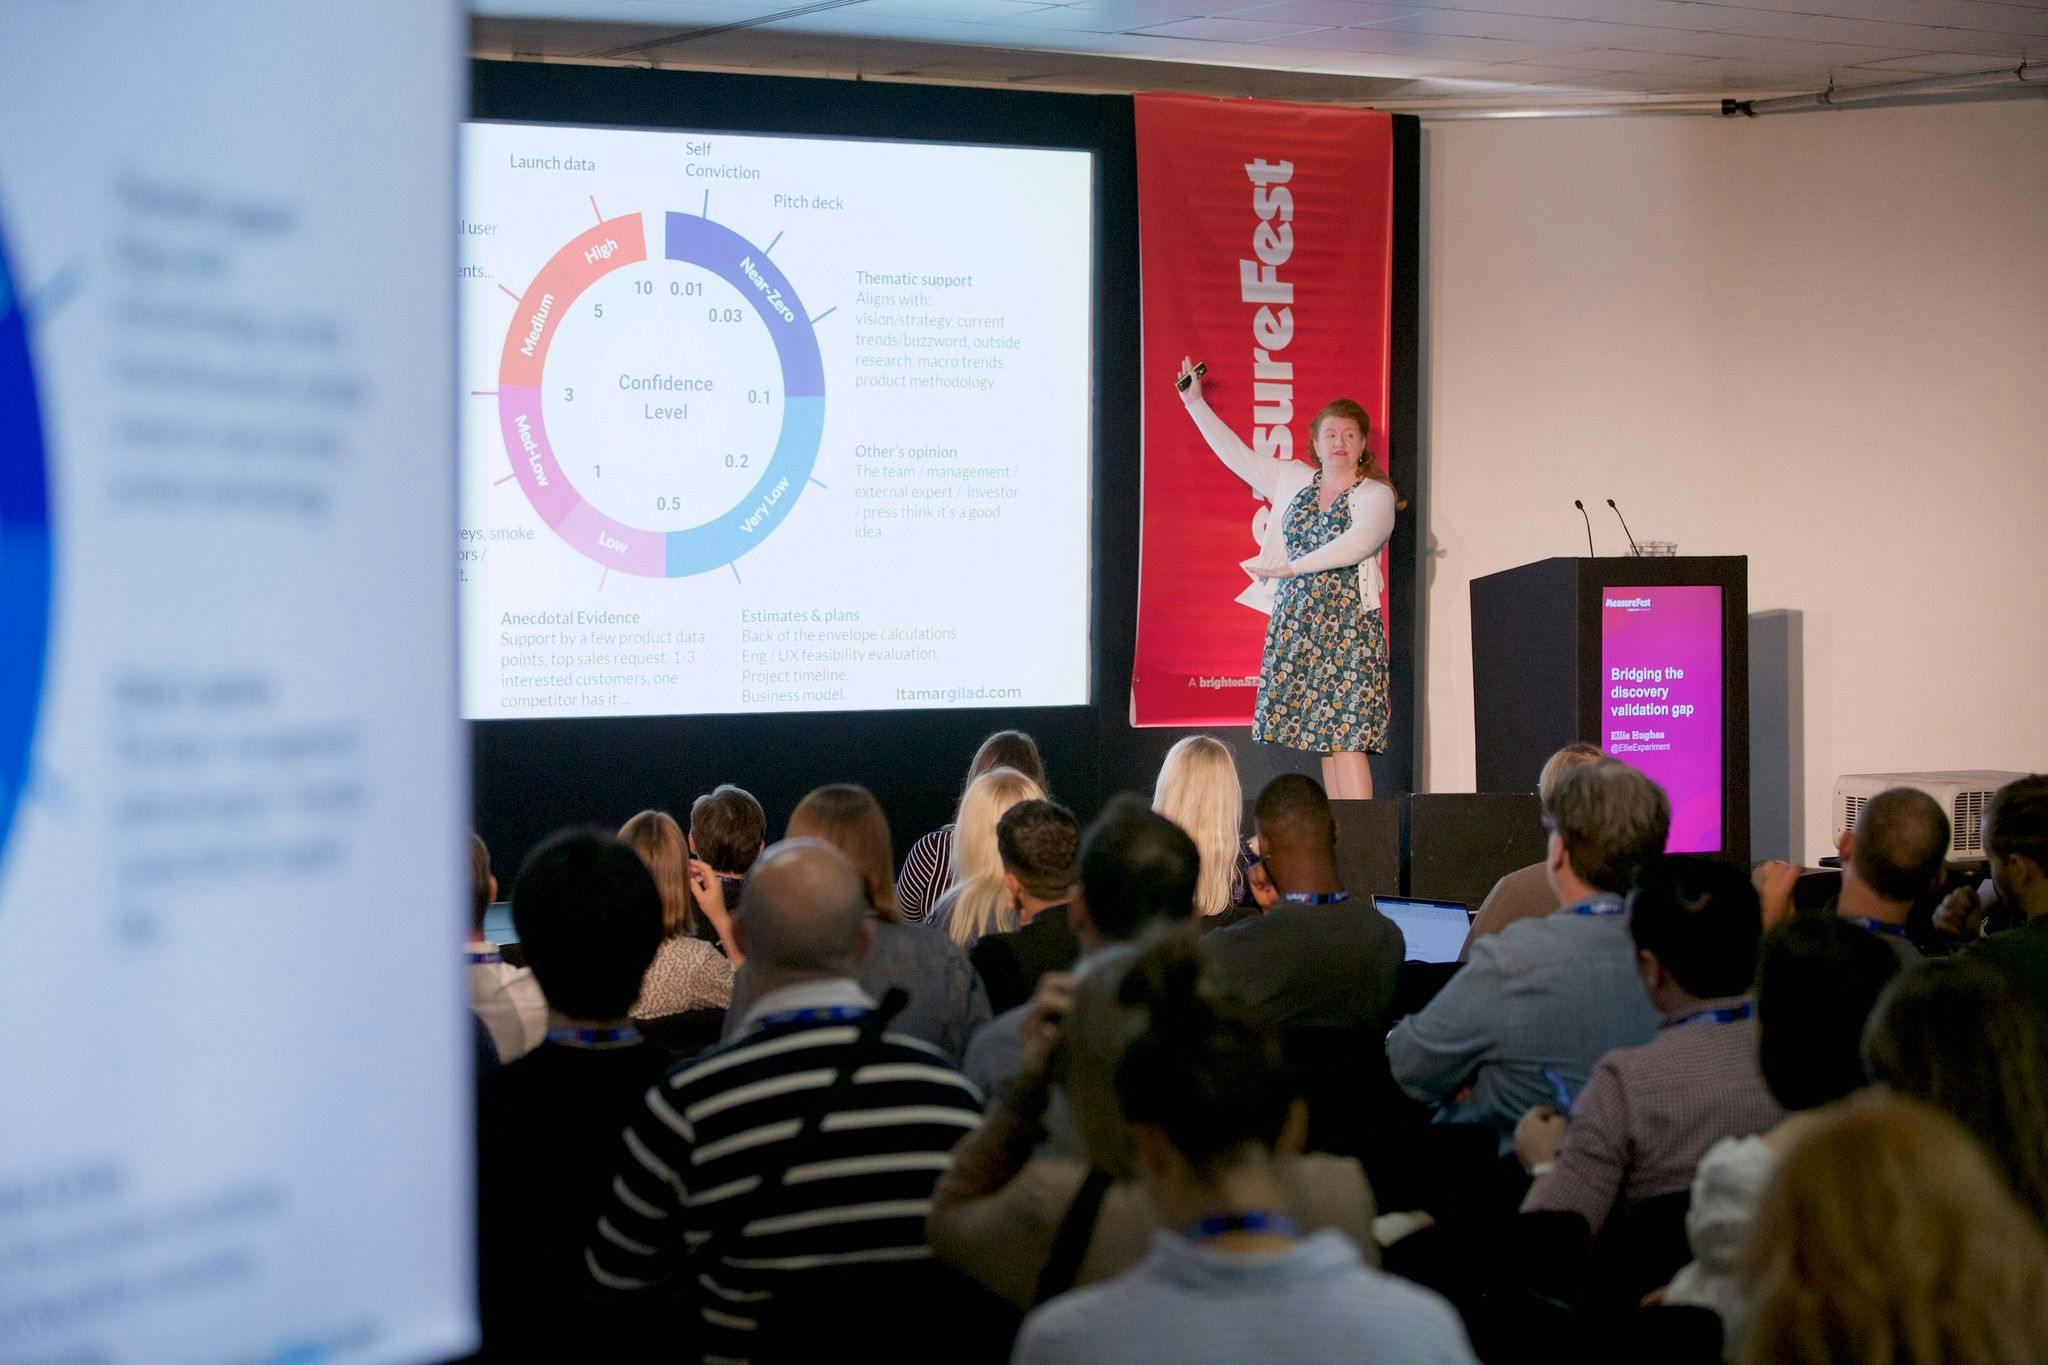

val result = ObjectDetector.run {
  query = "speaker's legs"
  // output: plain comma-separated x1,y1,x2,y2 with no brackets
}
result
1323,751,1374,800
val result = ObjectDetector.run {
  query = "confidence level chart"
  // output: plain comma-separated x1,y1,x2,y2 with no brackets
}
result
0,217,51,868
495,208,827,578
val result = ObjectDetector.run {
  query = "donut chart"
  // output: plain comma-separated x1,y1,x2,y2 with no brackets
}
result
0,219,51,864
496,210,824,577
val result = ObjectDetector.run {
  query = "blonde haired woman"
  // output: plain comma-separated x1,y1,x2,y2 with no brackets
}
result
720,784,990,1062
1739,1091,2048,1364
618,809,735,1018
896,729,1047,921
927,766,1045,948
1152,735,1253,922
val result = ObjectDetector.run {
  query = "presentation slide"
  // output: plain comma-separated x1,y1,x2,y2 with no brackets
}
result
457,122,1094,720
1601,585,1724,853
0,4,471,1361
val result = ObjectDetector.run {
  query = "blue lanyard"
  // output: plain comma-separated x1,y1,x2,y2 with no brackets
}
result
1573,900,1626,917
466,945,502,964
754,1005,869,1030
1184,1211,1302,1242
547,1024,643,1048
1842,915,1910,939
1281,890,1350,905
1663,1001,1755,1031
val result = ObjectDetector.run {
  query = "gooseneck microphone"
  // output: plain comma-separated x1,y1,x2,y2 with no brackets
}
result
1607,499,1639,556
1573,500,1595,557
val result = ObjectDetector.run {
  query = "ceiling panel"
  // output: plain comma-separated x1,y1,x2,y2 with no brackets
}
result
474,0,2048,108
1133,13,1336,37
1855,48,2039,72
855,0,1062,19
1350,11,1605,42
1226,0,1433,22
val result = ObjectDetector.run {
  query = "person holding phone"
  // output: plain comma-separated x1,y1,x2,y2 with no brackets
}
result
1175,357,1401,800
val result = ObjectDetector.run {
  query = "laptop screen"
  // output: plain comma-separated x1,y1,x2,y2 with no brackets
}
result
1374,896,1472,964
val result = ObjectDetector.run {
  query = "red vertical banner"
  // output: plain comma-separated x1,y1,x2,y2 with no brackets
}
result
1130,94,1394,728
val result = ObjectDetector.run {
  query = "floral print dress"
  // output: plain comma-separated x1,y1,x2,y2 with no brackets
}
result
1251,471,1391,754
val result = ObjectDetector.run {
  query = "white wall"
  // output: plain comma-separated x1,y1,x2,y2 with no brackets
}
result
1418,97,2048,860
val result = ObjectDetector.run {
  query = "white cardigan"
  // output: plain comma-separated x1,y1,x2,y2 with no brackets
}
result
1184,394,1396,617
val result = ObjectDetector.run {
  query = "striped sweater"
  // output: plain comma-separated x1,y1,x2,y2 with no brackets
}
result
585,1000,984,1364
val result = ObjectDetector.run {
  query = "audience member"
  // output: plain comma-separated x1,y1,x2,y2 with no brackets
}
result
1201,774,1405,1031
1461,742,1605,957
1007,940,1477,1365
1737,1092,2048,1365
927,765,1046,947
1751,787,1948,952
467,830,548,1063
1862,955,2048,1230
585,839,983,1360
723,784,991,1062
688,783,765,939
476,831,669,1357
1150,735,1256,925
454,738,2048,1365
618,809,734,1018
1831,787,1947,956
1965,773,2048,1017
933,961,1379,1313
896,729,1046,922
1661,915,1902,1339
969,799,1083,1016
1387,760,1667,1146
1517,857,1781,1235
963,795,1200,1160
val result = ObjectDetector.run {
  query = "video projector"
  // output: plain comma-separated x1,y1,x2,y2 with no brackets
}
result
1832,770,2028,863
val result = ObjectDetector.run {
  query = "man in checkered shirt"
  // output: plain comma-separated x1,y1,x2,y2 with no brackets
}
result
1515,855,1784,1237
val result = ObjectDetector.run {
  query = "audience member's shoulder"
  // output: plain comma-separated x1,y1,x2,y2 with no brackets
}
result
1201,909,1267,949
481,1039,667,1122
658,1019,815,1092
1356,1269,1476,1363
968,930,1021,996
971,997,1026,1046
1971,918,2048,962
874,1030,982,1098
1478,903,1602,970
1195,904,1263,936
924,886,963,937
1014,1272,1144,1364
962,1000,1024,1078
1461,916,1536,973
1583,1033,1654,1082
879,915,969,966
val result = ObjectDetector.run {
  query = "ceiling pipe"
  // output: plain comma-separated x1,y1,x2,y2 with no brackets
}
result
1724,59,2047,115
1413,102,1726,120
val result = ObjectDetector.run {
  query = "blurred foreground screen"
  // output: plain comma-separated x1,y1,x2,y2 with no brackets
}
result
0,3,472,1360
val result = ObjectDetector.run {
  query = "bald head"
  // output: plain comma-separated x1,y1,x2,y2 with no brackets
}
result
736,838,873,978
1850,788,1949,905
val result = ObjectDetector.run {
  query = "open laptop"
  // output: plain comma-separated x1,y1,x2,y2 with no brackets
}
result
1373,895,1473,964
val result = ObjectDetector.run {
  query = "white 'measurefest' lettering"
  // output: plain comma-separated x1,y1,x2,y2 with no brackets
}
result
1241,158,1295,462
